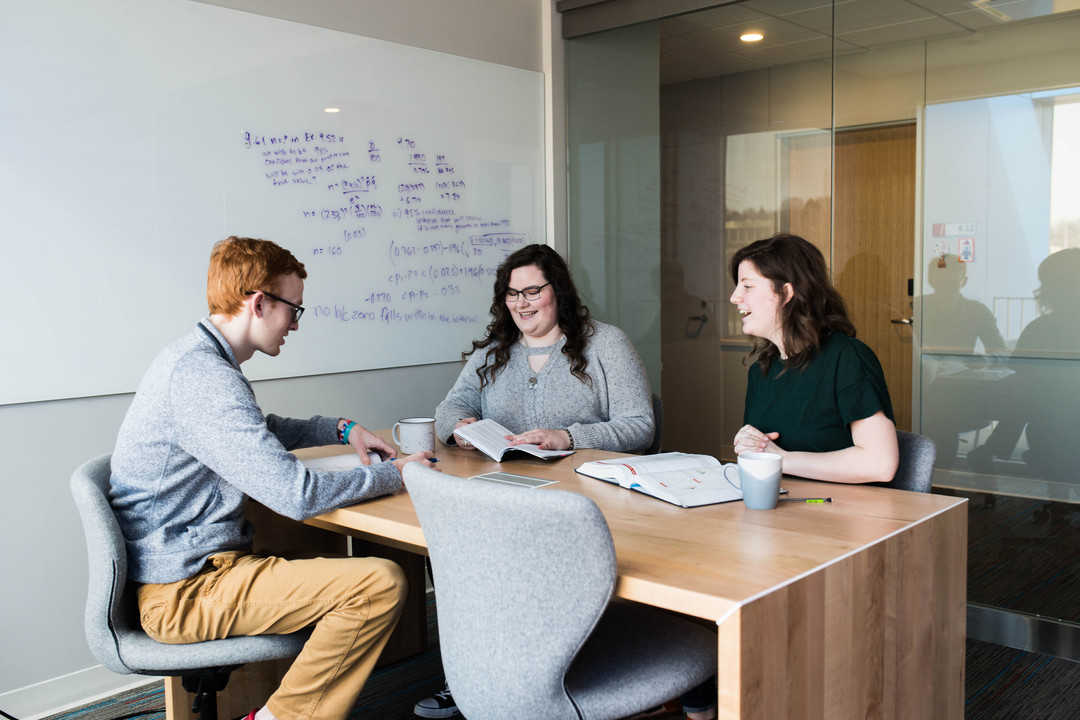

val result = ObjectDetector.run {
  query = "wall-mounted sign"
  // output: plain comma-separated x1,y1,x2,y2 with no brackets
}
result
932,222,977,236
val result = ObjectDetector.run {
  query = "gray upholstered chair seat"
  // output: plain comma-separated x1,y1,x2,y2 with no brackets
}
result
405,463,717,720
109,630,309,676
565,601,717,718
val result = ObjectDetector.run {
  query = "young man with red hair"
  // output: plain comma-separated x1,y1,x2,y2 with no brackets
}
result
110,236,434,720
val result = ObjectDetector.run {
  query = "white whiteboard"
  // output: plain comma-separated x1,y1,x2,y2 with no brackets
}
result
0,0,545,405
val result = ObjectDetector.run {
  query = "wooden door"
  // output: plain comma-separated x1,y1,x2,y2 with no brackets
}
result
832,124,917,431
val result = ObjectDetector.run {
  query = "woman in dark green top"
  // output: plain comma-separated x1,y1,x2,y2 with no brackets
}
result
729,233,899,484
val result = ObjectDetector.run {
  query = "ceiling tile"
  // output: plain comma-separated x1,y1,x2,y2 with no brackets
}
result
681,15,829,55
655,0,1080,85
741,0,835,15
838,15,965,46
832,0,937,34
772,4,840,34
661,32,772,81
659,5,769,37
735,34,837,66
903,0,982,12
942,8,1010,30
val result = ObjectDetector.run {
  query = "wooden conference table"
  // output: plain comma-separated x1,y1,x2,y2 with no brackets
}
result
298,435,968,720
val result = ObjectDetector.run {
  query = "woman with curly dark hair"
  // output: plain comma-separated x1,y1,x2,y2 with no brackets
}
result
425,247,709,720
729,233,899,484
433,243,654,455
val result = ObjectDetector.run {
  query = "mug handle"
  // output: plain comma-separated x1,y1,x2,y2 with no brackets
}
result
722,464,741,490
392,422,402,446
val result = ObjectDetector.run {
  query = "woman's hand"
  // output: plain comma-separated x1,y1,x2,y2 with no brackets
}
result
733,424,781,455
452,417,478,450
347,422,397,464
506,428,572,451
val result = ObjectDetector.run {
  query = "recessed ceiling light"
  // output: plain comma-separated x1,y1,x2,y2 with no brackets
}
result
740,32,764,42
324,107,341,113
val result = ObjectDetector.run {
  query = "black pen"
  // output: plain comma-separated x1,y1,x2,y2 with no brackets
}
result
779,497,832,503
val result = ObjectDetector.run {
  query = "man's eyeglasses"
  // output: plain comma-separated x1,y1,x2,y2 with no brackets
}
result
505,282,551,302
246,290,305,323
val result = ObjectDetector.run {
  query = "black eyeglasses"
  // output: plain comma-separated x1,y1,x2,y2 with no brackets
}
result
246,290,305,323
505,282,551,301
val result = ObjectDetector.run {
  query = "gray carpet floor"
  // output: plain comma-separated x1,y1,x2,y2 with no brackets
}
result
37,629,1080,720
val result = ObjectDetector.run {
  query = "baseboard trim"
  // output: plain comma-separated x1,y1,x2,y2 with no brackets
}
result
0,667,158,720
968,602,1080,661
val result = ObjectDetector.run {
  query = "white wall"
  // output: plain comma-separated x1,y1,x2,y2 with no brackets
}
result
0,1,551,716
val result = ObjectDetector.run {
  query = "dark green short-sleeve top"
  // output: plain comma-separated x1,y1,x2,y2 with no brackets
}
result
743,333,894,453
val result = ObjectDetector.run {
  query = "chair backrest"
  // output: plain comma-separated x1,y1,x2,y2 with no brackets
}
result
887,430,937,492
404,464,617,720
646,392,664,454
72,455,313,678
70,453,138,675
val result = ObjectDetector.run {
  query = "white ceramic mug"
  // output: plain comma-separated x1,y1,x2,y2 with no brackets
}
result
392,417,436,455
736,452,783,510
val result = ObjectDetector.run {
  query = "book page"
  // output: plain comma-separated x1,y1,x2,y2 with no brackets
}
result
587,451,720,476
643,466,740,494
452,418,515,458
628,465,742,507
452,418,571,461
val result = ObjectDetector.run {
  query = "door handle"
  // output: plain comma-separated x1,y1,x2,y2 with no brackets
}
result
684,313,708,339
891,317,913,325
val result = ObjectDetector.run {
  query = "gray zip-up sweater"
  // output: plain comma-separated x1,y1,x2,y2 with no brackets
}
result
110,320,401,584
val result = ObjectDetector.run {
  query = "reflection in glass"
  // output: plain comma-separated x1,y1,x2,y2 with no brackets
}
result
969,250,1080,486
919,254,1011,467
923,88,1080,498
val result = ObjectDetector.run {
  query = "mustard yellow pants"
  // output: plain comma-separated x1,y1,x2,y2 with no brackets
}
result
137,551,407,720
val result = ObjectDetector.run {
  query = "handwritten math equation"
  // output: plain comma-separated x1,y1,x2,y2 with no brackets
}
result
242,129,531,328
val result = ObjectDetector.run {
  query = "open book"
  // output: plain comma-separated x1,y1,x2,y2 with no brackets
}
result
452,418,575,462
576,452,742,508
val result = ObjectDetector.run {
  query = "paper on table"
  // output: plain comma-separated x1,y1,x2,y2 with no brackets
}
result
300,451,382,470
469,471,558,488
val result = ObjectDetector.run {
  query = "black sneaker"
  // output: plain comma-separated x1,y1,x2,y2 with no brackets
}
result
413,682,460,718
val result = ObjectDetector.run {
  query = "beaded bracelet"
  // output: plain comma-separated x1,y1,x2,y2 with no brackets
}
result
563,427,575,451
339,420,356,444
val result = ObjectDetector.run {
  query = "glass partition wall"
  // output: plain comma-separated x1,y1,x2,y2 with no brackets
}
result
564,0,1080,658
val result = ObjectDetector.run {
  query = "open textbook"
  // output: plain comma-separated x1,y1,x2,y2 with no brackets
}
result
452,418,575,462
576,452,744,508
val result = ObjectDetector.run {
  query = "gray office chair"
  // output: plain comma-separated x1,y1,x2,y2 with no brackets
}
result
404,464,717,720
879,430,937,492
646,392,664,454
71,454,310,720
